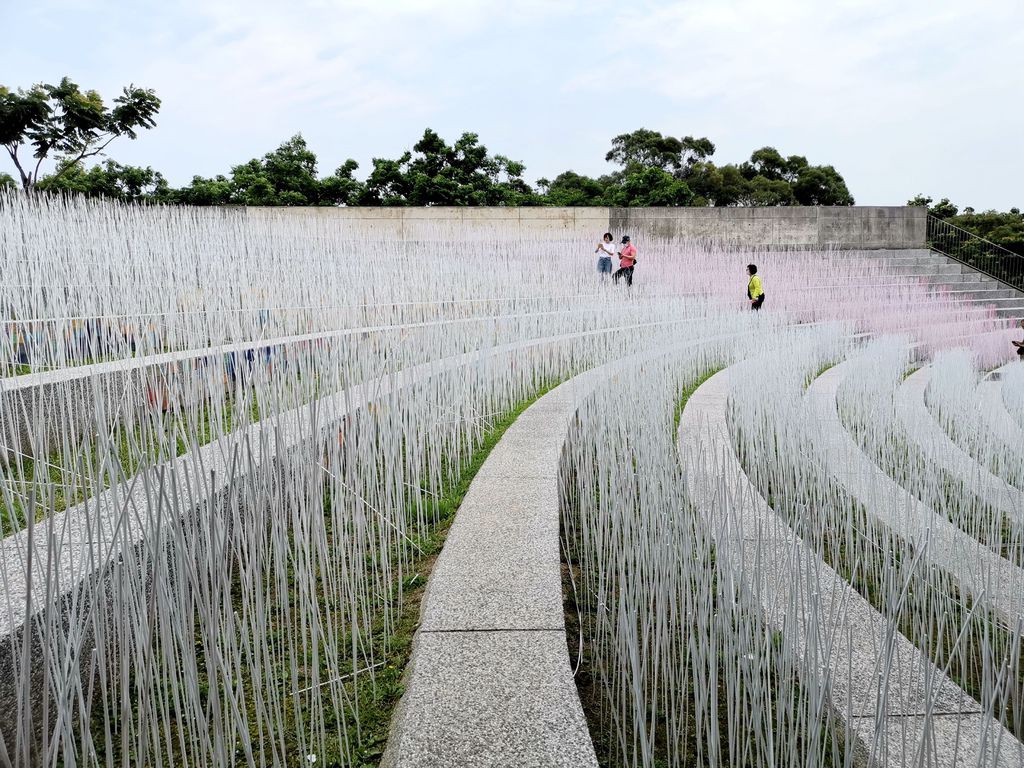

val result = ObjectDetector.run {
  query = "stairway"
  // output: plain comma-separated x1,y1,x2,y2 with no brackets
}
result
868,248,1024,319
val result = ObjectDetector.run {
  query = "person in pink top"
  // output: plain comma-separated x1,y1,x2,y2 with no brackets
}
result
613,235,637,286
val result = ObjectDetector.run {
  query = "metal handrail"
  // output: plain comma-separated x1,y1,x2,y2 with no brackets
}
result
926,214,1024,293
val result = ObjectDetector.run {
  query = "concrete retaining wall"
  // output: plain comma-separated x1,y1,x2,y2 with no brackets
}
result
240,206,927,249
240,206,609,240
610,206,926,249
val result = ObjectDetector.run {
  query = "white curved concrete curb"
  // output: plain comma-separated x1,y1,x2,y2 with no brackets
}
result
896,365,1024,522
977,365,1024,452
679,365,1023,766
806,360,1024,630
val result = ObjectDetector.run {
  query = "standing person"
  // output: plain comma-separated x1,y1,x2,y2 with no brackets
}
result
595,232,615,278
747,264,765,310
1013,318,1024,359
613,235,638,286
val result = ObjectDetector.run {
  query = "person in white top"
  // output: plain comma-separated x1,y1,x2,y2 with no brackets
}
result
595,232,615,278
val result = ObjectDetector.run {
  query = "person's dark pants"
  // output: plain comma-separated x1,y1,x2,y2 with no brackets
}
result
751,295,765,311
613,266,634,286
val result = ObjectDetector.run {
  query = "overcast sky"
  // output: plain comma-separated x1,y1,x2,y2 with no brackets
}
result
3,0,1022,209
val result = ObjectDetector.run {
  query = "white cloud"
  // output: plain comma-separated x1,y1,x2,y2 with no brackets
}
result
2,0,1022,207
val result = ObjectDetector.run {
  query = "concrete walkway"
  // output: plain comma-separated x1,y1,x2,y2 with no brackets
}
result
807,360,1024,631
382,332,756,767
381,380,597,768
896,365,1024,522
679,365,1022,766
380,325,908,767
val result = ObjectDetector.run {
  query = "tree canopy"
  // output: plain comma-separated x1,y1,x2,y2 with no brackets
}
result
2,92,862,212
23,128,857,211
541,129,854,208
0,77,160,191
910,194,1024,256
173,135,361,206
40,159,169,203
357,129,536,206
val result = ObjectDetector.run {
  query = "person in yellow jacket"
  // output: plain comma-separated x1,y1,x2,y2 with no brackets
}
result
747,264,765,311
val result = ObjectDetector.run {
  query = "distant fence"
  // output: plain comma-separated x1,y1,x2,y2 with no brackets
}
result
927,215,1024,293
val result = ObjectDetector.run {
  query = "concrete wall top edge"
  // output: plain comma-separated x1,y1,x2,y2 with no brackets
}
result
230,206,924,248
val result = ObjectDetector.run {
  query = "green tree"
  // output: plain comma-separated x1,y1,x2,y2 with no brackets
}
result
320,159,363,207
716,165,749,207
0,77,159,191
0,171,15,189
933,198,959,219
359,128,535,206
174,174,233,205
742,176,795,206
605,129,684,171
229,134,358,205
743,147,789,181
908,194,1024,257
907,195,957,219
792,165,854,205
538,171,607,206
607,167,694,207
174,134,362,206
39,158,169,202
582,133,854,207
681,158,757,207
679,135,716,169
359,155,412,205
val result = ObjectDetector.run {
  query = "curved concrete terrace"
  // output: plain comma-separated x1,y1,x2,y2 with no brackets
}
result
0,318,731,738
5,249,1014,462
678,365,1022,766
382,334,746,766
0,302,657,459
977,364,1024,451
896,365,1024,521
1004,367,1024,430
806,359,1024,630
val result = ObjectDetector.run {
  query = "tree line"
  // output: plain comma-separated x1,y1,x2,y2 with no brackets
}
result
4,76,1020,258
908,195,1024,257
2,76,860,210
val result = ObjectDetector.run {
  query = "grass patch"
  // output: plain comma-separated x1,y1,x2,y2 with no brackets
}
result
0,377,304,535
804,359,837,390
83,378,560,767
672,366,721,434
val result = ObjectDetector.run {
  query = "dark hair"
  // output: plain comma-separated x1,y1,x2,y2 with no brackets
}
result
747,264,758,275
603,232,613,240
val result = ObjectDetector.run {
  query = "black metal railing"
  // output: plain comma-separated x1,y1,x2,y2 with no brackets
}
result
927,214,1024,293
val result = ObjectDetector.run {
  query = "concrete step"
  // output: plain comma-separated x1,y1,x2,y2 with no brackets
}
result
889,261,963,276
930,287,1022,300
911,272,989,284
